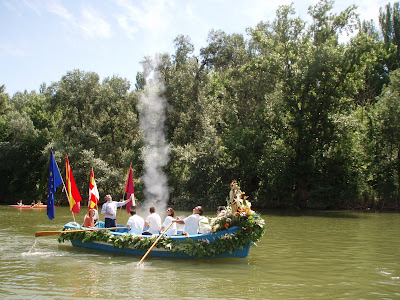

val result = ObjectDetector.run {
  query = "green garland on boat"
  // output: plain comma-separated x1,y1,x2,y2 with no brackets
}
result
57,214,264,257
58,181,266,257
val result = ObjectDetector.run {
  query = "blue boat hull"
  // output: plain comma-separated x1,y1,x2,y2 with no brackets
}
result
63,222,251,258
70,240,251,258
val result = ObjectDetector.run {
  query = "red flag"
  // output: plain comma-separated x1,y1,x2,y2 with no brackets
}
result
65,155,81,214
124,164,135,213
88,168,99,209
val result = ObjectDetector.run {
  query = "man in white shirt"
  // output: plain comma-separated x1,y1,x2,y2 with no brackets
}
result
101,194,128,228
144,206,162,234
126,208,144,235
173,206,203,235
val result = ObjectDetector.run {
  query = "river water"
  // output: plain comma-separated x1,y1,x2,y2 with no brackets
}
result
0,206,399,299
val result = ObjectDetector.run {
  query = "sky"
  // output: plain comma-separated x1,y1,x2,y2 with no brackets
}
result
0,0,395,96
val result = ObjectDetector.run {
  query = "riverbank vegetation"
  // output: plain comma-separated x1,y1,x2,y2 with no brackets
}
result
1,0,400,210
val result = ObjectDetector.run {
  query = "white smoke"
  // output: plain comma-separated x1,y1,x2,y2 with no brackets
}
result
137,56,170,214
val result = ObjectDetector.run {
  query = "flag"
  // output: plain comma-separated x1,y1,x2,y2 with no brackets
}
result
47,150,63,220
65,155,82,214
124,163,135,213
88,168,99,209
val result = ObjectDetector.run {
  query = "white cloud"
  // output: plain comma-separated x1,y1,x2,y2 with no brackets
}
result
46,0,75,23
115,0,174,39
23,0,41,16
44,0,111,40
80,6,112,39
353,0,391,22
3,0,22,16
242,0,286,24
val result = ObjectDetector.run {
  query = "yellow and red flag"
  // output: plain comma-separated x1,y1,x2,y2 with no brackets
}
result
88,168,99,209
65,155,81,214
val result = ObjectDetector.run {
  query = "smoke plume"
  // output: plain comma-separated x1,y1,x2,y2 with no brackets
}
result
137,56,170,214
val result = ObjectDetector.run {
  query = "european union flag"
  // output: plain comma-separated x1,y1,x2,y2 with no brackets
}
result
47,150,63,220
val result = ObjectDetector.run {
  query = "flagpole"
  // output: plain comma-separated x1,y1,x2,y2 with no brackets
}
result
118,189,128,222
118,163,132,221
49,149,76,223
95,204,99,228
88,167,100,227
61,180,77,223
64,155,81,224
88,168,91,207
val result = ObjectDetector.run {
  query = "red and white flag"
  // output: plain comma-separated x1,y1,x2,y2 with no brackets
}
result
88,168,99,209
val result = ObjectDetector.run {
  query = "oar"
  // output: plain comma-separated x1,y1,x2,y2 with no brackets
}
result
35,226,128,237
135,222,173,266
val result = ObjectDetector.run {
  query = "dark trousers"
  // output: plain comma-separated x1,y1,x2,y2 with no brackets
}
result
105,218,116,228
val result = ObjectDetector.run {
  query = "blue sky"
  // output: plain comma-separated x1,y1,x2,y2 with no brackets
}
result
0,0,394,96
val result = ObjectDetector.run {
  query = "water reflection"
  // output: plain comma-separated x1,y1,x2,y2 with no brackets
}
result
1,206,399,299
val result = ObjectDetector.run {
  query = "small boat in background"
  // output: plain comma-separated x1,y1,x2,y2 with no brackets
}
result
8,204,55,209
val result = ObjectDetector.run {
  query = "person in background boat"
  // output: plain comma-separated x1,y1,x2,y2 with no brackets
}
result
217,206,226,215
92,208,99,224
17,200,23,206
198,214,212,234
30,201,36,207
160,208,177,236
126,207,144,235
101,194,129,228
83,209,96,228
173,206,203,235
144,206,162,235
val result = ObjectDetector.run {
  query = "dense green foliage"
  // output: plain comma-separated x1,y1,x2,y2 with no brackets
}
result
2,0,400,209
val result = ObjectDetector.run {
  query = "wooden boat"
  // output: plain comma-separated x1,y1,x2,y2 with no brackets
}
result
61,221,254,258
55,181,265,259
9,204,55,209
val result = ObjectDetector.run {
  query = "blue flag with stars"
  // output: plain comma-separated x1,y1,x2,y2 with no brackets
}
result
47,150,63,220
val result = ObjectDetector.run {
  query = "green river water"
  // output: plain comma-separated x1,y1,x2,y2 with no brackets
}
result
0,206,399,299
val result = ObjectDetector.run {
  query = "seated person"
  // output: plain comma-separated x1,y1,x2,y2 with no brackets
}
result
92,208,99,224
217,206,226,215
144,206,162,235
127,207,144,235
173,206,203,235
160,208,177,236
198,215,211,234
83,209,96,228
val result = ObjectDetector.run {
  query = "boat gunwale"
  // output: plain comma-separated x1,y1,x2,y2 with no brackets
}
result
62,221,252,258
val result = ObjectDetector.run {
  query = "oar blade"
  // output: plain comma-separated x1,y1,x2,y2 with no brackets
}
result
35,231,63,237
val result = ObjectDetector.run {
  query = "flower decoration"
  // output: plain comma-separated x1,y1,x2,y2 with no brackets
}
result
58,180,265,257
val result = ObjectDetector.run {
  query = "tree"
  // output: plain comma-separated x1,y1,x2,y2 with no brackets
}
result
0,91,51,202
379,2,400,70
48,69,100,134
365,69,400,208
247,0,360,208
96,76,139,167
